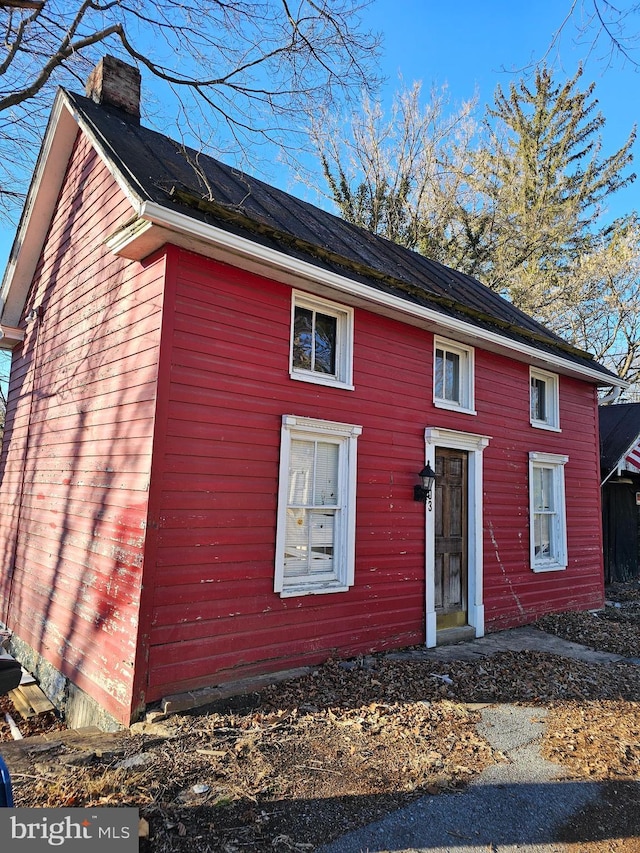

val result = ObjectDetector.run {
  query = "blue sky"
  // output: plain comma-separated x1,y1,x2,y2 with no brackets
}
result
0,0,637,269
307,0,638,226
361,0,638,214
366,0,637,144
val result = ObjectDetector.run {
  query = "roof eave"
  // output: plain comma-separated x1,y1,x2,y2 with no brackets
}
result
106,201,626,389
0,92,627,390
604,444,640,483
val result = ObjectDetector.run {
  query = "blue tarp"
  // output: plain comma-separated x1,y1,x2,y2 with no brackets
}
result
0,754,13,807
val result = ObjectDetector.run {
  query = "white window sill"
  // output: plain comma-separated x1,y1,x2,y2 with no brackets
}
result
531,420,561,432
279,582,351,597
290,371,355,391
531,562,567,573
434,399,477,416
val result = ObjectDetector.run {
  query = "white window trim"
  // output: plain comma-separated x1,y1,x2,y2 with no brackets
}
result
433,336,476,415
529,451,568,573
530,367,561,431
423,427,491,648
275,415,361,597
289,291,355,390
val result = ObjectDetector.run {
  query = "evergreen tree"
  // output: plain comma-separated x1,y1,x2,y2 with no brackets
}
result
468,66,636,318
311,67,639,391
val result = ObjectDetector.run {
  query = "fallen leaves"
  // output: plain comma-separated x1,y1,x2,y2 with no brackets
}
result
537,590,640,659
543,699,640,780
1,581,639,852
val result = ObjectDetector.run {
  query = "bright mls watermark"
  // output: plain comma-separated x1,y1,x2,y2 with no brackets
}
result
0,808,138,850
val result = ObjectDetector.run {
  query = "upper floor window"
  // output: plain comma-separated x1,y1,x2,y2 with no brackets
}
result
529,451,568,572
275,415,361,597
290,292,354,390
433,337,475,414
530,367,560,430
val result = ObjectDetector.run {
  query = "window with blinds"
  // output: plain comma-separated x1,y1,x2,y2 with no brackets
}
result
284,439,339,579
529,452,568,572
532,464,554,561
275,416,362,596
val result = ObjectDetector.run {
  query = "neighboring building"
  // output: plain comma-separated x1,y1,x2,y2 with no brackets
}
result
0,57,624,728
600,403,640,583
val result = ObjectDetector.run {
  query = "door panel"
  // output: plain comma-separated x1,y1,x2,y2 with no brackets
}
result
434,553,444,609
435,447,468,627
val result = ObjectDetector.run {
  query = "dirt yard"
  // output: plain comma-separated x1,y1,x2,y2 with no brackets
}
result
1,582,639,852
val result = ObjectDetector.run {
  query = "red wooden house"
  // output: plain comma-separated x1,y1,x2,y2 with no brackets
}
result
0,57,624,728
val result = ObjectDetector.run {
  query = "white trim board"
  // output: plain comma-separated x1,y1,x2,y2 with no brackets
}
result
117,202,624,388
423,427,491,647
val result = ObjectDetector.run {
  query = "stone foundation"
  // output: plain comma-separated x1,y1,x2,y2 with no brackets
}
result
8,634,122,732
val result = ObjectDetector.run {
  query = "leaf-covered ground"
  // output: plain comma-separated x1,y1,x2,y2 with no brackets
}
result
0,581,638,852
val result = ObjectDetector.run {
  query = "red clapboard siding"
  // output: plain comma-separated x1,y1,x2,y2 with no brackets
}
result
0,129,162,725
477,355,603,626
139,246,604,702
147,617,422,693
140,253,394,694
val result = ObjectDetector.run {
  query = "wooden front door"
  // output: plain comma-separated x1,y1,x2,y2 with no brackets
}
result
435,447,468,628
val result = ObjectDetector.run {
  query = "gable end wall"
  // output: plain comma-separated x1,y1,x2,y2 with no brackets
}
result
0,130,165,726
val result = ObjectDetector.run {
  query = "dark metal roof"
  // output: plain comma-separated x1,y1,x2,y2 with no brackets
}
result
66,90,617,381
600,403,640,471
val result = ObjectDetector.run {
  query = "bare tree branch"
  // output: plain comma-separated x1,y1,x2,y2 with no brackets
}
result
308,68,640,392
0,23,123,110
0,0,381,221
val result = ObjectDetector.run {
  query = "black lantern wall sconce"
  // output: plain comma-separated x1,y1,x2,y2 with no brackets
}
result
414,462,437,510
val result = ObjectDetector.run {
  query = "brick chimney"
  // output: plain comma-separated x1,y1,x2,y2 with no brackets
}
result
85,55,141,121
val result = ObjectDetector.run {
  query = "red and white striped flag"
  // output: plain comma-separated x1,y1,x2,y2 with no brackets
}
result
625,440,640,471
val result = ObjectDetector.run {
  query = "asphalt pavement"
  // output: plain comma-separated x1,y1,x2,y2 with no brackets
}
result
317,625,629,853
